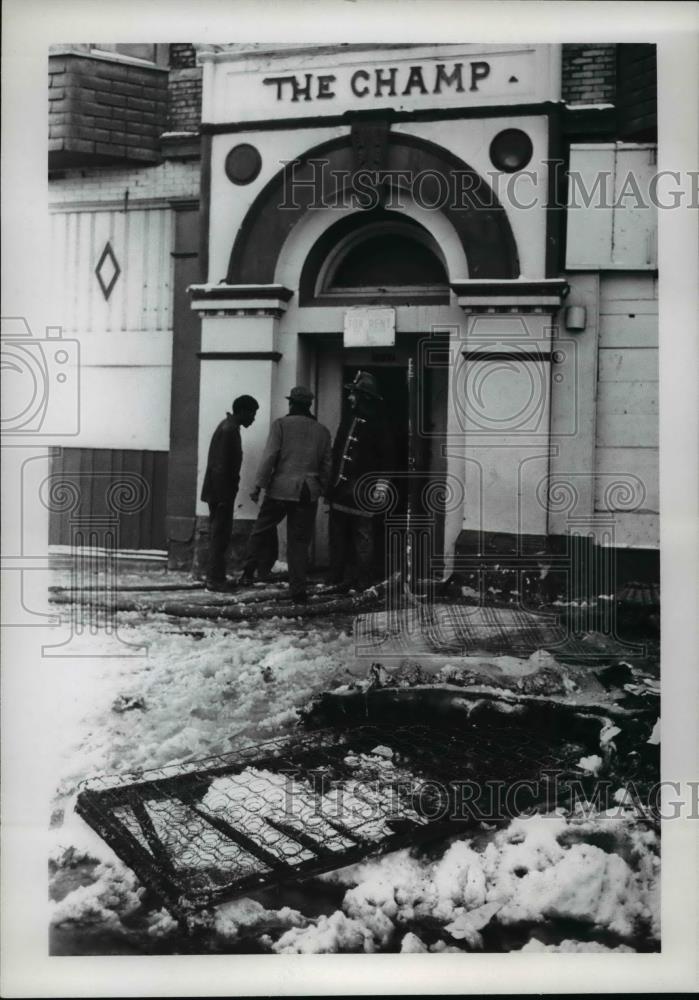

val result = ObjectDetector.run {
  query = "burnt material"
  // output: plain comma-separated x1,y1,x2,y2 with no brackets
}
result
76,696,658,925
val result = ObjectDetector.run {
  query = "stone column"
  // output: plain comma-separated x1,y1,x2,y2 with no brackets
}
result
189,283,292,575
447,279,569,600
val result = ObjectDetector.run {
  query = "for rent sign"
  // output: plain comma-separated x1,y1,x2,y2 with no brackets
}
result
344,307,396,348
203,44,560,123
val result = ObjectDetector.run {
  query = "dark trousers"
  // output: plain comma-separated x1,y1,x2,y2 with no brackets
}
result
244,488,317,596
328,508,375,590
207,501,234,583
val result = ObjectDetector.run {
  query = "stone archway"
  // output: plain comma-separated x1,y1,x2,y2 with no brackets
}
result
226,130,520,285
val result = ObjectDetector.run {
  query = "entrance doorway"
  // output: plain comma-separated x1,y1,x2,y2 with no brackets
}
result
311,335,448,579
342,362,410,501
342,363,410,582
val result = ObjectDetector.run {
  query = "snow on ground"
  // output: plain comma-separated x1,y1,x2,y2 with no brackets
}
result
47,574,660,955
266,807,658,954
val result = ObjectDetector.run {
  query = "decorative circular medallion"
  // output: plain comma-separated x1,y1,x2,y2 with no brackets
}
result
489,129,534,173
225,143,262,185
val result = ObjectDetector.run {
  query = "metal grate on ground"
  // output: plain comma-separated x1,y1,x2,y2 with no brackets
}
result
355,603,644,658
76,720,596,924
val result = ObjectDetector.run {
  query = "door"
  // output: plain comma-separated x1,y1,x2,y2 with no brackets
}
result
313,336,448,577
342,363,409,581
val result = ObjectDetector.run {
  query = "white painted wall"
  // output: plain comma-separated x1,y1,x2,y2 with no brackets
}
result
593,273,659,547
566,145,658,270
396,116,550,279
548,272,659,549
49,202,176,452
50,207,174,333
208,124,343,282
456,314,555,539
208,114,549,285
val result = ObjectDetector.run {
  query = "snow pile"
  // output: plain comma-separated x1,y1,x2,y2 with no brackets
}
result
400,931,427,952
50,855,144,933
271,809,659,953
50,621,362,802
521,938,634,953
214,898,307,943
273,911,375,954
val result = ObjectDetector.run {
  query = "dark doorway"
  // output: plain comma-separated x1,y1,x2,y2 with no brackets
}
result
341,363,415,582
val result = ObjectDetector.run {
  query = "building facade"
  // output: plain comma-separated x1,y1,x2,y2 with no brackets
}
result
47,42,659,588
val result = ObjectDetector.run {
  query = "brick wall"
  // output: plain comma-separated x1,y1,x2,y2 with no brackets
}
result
167,68,202,133
166,43,202,134
169,43,197,69
617,44,657,140
562,44,617,105
49,53,168,166
49,159,200,205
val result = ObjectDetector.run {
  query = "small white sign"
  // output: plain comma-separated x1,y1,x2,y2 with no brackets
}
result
344,307,396,348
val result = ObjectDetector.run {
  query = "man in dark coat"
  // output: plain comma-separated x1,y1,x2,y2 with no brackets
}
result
201,394,259,591
240,386,332,602
327,371,395,591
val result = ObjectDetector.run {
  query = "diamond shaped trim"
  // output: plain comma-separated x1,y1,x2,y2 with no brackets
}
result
95,242,121,301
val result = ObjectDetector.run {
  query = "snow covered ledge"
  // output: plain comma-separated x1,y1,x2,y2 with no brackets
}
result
450,278,569,312
189,283,293,316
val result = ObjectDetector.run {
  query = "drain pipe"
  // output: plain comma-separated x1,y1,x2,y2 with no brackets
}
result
406,356,417,595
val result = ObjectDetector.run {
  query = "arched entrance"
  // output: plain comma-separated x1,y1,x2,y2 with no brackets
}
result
278,202,463,573
191,128,569,580
226,129,520,284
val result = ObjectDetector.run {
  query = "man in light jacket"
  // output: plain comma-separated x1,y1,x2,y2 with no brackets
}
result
240,386,332,602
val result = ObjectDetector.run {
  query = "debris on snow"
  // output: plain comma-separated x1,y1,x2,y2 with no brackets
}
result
47,570,660,955
600,719,622,746
445,900,505,946
577,754,603,775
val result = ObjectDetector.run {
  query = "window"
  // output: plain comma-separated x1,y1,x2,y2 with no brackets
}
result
316,218,449,301
329,231,448,289
49,43,169,67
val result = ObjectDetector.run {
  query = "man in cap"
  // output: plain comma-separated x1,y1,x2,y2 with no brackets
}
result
326,371,395,591
201,394,259,591
240,386,332,602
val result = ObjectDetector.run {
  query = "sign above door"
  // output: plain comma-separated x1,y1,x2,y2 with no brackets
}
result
199,44,562,124
344,306,396,348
